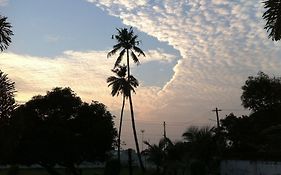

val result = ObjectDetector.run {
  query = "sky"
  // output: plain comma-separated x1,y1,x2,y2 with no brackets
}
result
1,0,281,149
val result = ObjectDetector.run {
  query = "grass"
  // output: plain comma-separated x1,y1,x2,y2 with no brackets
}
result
0,167,154,175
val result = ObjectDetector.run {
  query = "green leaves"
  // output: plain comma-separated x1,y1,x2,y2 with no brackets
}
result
262,0,281,41
0,16,13,52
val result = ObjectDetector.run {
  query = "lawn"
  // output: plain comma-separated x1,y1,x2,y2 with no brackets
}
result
0,167,154,175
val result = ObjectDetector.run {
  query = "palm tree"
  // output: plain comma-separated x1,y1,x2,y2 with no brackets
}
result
107,65,139,164
182,126,215,173
107,27,145,172
262,0,281,41
144,137,172,174
0,15,13,51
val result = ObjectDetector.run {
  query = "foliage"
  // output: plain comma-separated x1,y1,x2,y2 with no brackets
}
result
107,27,145,68
263,0,281,41
0,15,13,51
221,71,281,160
144,138,170,172
182,126,216,163
107,65,138,98
221,107,281,160
144,127,219,175
0,70,16,120
241,72,281,112
0,87,117,175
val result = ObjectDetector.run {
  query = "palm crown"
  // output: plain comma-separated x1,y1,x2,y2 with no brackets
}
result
0,16,13,52
263,0,281,41
107,65,139,98
107,27,145,68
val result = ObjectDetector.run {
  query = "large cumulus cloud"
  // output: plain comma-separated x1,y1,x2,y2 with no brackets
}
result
86,0,281,135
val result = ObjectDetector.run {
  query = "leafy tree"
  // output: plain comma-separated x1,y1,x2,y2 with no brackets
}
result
0,15,13,51
107,65,138,163
0,70,16,120
107,27,145,172
1,87,117,175
221,109,281,160
221,72,281,160
241,72,281,112
262,0,281,41
220,113,257,154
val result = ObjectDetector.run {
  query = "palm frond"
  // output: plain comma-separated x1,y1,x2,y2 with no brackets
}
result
129,75,139,88
111,83,121,96
262,0,281,41
107,76,118,84
144,140,152,148
107,47,120,58
0,16,13,52
130,51,140,65
133,46,145,57
114,49,126,68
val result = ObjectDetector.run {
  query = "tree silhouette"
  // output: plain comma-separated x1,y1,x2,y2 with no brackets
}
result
144,137,172,174
241,72,281,112
221,109,281,160
0,15,13,52
182,126,216,169
4,87,117,175
262,0,281,41
0,70,16,120
107,27,145,172
107,65,138,164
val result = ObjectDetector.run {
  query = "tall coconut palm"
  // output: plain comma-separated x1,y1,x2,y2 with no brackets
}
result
107,27,145,172
262,0,281,41
107,65,139,164
0,15,13,52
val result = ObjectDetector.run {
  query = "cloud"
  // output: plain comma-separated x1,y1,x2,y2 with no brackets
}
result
85,0,281,142
0,49,173,116
0,0,8,6
87,0,147,10
142,49,177,63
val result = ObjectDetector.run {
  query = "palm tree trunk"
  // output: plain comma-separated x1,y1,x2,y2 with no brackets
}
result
126,49,145,173
118,95,125,164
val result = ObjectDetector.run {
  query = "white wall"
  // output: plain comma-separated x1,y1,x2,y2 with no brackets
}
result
221,160,281,175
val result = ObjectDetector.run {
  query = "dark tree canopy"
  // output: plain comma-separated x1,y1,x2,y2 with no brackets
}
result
0,70,16,120
241,72,281,112
221,109,281,160
221,72,281,160
0,87,117,175
0,15,13,51
263,0,281,41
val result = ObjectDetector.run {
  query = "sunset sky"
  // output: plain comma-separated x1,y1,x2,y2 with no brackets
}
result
1,0,281,148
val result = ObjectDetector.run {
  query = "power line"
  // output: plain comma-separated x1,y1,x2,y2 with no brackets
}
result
114,118,196,124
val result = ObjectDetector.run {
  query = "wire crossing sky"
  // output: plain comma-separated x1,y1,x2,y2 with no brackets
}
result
1,0,281,147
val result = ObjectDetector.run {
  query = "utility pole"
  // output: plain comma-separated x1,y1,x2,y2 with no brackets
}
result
163,121,167,138
212,107,222,129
